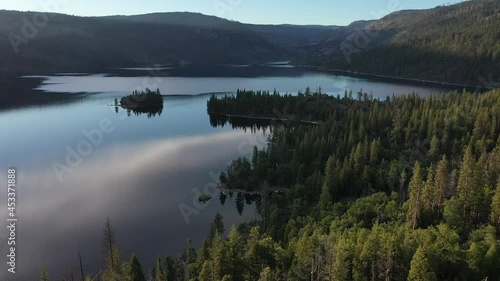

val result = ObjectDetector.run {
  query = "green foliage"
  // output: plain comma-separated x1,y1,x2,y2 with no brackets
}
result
407,162,424,229
120,88,163,107
39,266,50,281
198,193,212,203
126,253,146,281
198,88,500,280
153,257,167,281
44,87,500,280
408,247,437,281
208,213,225,244
311,1,500,86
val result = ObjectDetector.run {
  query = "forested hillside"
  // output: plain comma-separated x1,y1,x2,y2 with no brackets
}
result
2,1,500,88
0,11,285,76
311,0,500,86
43,88,500,280
0,10,366,77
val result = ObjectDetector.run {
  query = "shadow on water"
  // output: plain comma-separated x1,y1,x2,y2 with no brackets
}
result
0,77,85,112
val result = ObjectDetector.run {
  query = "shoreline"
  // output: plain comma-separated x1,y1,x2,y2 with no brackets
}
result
209,112,319,125
297,65,493,90
116,104,164,109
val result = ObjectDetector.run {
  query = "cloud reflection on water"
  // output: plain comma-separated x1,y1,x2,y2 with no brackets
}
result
0,130,266,280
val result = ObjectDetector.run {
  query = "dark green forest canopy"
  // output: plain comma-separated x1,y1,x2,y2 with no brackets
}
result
49,88,500,281
213,89,500,197
2,0,499,88
307,0,500,87
119,88,164,107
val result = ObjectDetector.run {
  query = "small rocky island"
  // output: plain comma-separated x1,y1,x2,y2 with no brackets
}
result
116,88,164,108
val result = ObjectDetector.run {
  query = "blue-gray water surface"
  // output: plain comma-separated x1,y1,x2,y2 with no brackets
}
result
0,64,452,280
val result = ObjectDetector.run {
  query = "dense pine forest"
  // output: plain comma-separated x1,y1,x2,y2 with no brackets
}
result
2,1,499,88
310,0,500,86
42,88,500,280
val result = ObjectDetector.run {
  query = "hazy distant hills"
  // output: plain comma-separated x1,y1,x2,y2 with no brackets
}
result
0,10,374,77
0,11,285,76
312,0,500,86
0,0,499,87
106,13,357,57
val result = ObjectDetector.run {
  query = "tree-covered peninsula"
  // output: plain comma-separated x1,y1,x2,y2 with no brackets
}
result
43,88,500,281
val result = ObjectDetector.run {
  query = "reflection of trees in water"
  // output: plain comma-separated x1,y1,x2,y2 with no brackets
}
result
219,192,227,206
221,192,261,215
217,190,268,217
209,114,275,133
220,190,283,218
236,192,245,215
115,105,164,118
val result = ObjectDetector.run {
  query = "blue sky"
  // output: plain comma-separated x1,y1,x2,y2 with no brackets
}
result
1,0,461,25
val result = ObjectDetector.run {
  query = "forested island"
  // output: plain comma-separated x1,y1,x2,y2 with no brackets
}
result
43,87,500,281
118,88,164,108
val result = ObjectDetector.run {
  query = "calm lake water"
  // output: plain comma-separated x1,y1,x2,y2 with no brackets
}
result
0,64,452,280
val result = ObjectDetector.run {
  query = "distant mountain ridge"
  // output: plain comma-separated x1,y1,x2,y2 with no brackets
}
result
0,1,499,87
0,11,284,76
310,0,500,86
0,10,374,77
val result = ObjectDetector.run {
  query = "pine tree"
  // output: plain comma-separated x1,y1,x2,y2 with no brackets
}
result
433,156,449,210
208,213,225,244
227,225,244,281
194,238,210,276
198,260,213,281
484,242,500,278
258,267,272,281
354,142,367,173
127,253,146,281
491,179,500,229
320,156,335,207
245,227,262,281
421,166,435,225
407,162,424,229
333,236,352,280
211,233,230,280
456,146,481,231
154,257,167,281
102,218,122,274
407,247,437,281
182,240,197,280
369,138,380,166
428,135,440,161
40,266,50,281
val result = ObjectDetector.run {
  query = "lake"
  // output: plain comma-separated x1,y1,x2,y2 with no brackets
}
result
0,64,453,280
